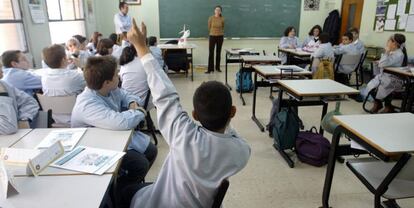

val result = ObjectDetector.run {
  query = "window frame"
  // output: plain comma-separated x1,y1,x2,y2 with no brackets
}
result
0,0,29,53
45,0,86,22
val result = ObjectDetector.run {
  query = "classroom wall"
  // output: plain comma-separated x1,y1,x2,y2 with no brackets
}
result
360,0,414,55
94,0,341,66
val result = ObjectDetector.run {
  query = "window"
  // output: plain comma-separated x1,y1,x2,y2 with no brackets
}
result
46,0,85,44
0,0,28,54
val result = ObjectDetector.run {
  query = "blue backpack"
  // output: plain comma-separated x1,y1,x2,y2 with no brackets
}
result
236,69,254,93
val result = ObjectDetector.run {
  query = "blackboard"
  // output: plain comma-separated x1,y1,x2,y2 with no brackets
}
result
159,0,301,38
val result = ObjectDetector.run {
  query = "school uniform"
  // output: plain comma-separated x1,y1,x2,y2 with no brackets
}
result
311,43,335,73
279,36,301,64
353,39,366,54
366,48,405,100
1,68,42,95
129,54,251,208
149,46,167,72
334,43,360,74
0,80,39,135
112,40,131,59
71,87,150,153
119,57,152,109
302,35,319,48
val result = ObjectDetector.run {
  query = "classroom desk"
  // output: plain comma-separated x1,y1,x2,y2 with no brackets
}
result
158,43,197,81
238,55,282,105
9,128,132,176
0,129,32,148
277,48,312,65
0,174,112,208
275,79,359,168
251,65,312,132
383,67,414,112
224,49,260,90
321,113,414,208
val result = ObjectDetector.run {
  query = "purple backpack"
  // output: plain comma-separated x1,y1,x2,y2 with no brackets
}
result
295,127,331,167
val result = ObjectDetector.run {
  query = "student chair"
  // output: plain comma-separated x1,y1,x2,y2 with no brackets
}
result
35,93,77,128
211,179,230,208
30,110,53,128
141,90,159,146
334,52,367,89
346,155,414,208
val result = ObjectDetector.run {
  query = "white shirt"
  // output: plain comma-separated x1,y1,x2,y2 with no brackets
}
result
0,80,39,135
131,54,251,207
41,68,85,97
1,67,42,95
119,57,149,102
114,12,132,34
149,46,166,72
112,40,131,59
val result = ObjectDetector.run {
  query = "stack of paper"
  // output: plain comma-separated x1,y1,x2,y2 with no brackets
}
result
36,128,87,151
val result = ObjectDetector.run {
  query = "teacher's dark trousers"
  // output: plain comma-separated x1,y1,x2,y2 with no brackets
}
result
208,35,224,72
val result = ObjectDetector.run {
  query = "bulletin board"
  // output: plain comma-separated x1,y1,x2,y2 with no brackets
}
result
374,0,414,32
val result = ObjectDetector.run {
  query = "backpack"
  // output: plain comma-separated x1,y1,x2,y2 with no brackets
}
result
236,69,254,93
321,101,342,134
313,58,334,80
269,101,303,150
296,127,331,167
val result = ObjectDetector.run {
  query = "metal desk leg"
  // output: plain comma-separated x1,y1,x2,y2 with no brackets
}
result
239,62,246,105
251,72,264,132
191,49,194,81
225,53,232,90
321,126,342,208
319,101,328,135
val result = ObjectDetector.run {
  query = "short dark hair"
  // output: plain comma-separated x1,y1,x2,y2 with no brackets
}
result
148,36,157,46
96,39,114,56
119,45,136,66
308,25,322,36
84,56,118,90
284,26,296,37
343,32,354,41
193,81,232,131
119,2,128,10
109,33,118,44
73,35,87,44
349,27,359,34
319,33,330,44
1,50,21,68
42,44,66,68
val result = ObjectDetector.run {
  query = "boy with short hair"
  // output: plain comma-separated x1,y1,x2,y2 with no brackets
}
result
334,32,361,84
0,68,39,135
349,27,365,54
122,19,251,208
1,50,42,95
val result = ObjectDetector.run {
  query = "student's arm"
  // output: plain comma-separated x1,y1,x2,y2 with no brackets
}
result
295,37,301,48
0,82,18,135
24,73,42,91
334,45,345,55
302,36,310,48
120,88,145,109
12,85,39,121
378,51,404,68
128,19,194,146
279,37,289,48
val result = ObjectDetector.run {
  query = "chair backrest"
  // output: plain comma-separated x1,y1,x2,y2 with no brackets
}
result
36,93,77,114
30,110,53,128
211,179,230,208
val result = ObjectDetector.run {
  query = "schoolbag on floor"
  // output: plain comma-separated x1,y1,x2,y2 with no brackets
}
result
236,69,253,93
296,127,331,167
270,104,303,151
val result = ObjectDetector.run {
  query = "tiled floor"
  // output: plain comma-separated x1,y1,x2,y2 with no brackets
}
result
145,66,414,208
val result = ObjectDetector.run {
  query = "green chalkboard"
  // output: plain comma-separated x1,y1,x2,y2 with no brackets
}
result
159,0,301,38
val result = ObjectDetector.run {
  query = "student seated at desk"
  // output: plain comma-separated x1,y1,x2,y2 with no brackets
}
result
349,27,365,54
66,37,91,69
1,50,42,95
302,25,322,48
96,38,114,57
334,32,360,83
71,56,157,185
120,20,251,208
0,68,39,135
148,36,167,72
366,33,407,113
119,45,152,109
310,33,334,73
279,26,301,64
112,32,131,59
86,31,102,54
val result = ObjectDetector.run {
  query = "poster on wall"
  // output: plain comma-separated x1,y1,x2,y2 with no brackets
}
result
375,16,385,32
304,0,320,11
28,0,46,24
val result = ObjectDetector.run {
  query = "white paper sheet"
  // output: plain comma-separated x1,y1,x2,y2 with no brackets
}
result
405,15,414,31
387,4,397,19
36,128,87,151
28,4,45,24
384,19,397,30
398,14,409,29
397,0,407,15
51,146,125,175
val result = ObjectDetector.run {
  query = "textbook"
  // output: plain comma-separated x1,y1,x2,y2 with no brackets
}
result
51,146,125,175
36,128,87,151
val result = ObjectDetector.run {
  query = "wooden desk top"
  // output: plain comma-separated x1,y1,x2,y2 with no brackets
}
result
241,55,281,63
253,65,312,78
384,67,414,78
0,174,112,208
278,48,313,56
0,129,32,148
277,79,359,97
333,113,414,155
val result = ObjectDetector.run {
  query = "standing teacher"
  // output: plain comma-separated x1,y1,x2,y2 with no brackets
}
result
207,6,224,74
114,2,132,35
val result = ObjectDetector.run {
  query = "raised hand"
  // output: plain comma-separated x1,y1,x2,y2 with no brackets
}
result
127,18,150,57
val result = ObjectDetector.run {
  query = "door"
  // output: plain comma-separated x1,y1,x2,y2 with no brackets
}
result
340,0,364,38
